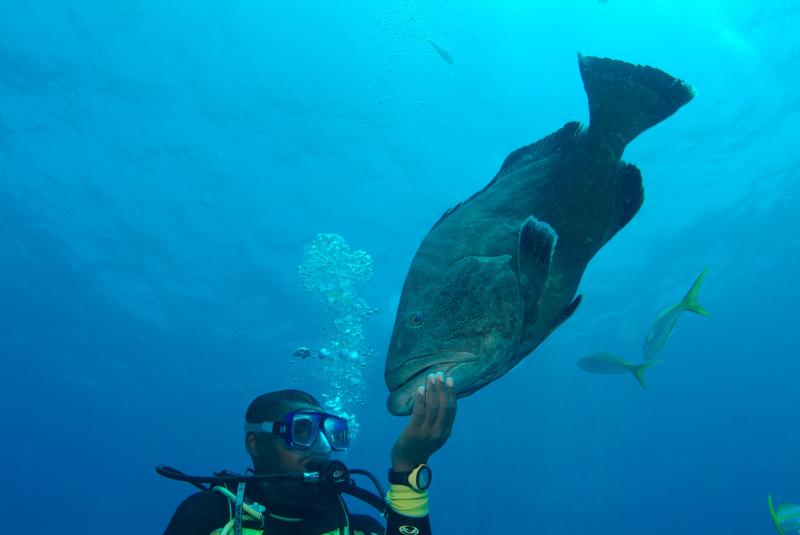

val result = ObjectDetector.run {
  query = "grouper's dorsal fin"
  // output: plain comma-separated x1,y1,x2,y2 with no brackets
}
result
432,201,464,229
432,122,583,231
496,121,583,179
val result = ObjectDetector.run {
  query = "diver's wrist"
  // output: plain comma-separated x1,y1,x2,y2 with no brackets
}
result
391,458,418,471
391,442,429,471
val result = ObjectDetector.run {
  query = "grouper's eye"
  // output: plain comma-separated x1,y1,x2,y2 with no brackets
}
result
406,312,424,327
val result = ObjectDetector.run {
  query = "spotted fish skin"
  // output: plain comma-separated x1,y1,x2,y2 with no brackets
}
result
385,55,694,415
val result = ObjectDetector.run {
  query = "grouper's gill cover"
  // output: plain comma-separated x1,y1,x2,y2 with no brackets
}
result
385,54,694,415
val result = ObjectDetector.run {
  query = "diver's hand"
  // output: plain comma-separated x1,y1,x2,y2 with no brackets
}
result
391,372,457,471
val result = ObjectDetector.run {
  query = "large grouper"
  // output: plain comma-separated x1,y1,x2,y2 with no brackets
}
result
385,54,694,415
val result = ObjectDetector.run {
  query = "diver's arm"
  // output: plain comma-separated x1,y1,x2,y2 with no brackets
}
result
385,486,432,534
391,373,456,472
387,372,457,534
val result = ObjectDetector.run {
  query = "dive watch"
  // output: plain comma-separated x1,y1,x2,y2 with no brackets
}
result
388,464,432,491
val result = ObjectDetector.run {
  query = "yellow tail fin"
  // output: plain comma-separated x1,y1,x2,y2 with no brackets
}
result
770,493,785,535
631,359,662,389
681,269,711,317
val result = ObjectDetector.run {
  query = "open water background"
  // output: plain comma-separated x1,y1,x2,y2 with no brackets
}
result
1,1,798,532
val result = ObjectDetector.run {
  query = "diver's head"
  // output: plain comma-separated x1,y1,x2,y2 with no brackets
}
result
244,390,349,474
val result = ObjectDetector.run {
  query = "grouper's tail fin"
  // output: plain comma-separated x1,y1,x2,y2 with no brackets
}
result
578,54,694,147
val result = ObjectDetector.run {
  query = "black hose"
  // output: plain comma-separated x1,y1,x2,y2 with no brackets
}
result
349,468,386,497
156,465,310,486
340,484,390,517
156,462,389,516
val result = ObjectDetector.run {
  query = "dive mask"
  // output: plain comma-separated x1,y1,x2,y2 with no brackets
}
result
245,410,350,452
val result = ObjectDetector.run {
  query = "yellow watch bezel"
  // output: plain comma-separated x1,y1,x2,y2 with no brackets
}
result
408,464,431,491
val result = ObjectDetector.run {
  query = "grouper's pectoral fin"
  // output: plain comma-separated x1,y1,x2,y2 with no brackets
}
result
517,215,557,312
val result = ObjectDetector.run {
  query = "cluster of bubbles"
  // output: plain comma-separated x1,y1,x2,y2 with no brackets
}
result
295,233,378,441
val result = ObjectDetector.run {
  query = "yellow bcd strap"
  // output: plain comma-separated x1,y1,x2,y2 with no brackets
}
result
209,485,360,535
211,525,354,535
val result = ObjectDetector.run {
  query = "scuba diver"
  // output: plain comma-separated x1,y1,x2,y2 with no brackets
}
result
160,371,457,534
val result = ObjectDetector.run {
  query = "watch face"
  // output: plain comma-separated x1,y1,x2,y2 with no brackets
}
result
415,466,432,490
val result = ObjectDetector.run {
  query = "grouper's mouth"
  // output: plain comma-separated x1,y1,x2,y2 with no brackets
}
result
385,351,478,415
385,351,478,390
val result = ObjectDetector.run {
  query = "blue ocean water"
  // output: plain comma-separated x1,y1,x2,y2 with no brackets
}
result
1,1,798,533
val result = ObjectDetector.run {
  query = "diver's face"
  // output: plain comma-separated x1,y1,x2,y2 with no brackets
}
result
248,403,332,474
273,430,332,473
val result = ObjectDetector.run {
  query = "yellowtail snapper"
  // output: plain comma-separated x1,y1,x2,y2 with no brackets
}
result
643,270,710,360
770,494,800,535
578,352,661,389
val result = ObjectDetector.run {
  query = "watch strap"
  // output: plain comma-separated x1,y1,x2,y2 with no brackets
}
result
388,464,430,490
388,467,413,486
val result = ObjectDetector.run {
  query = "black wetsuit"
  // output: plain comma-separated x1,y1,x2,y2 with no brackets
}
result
163,482,432,535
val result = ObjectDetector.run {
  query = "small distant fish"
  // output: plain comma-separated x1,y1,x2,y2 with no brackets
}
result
643,270,710,360
293,347,313,359
769,494,800,534
578,352,661,389
428,39,454,65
